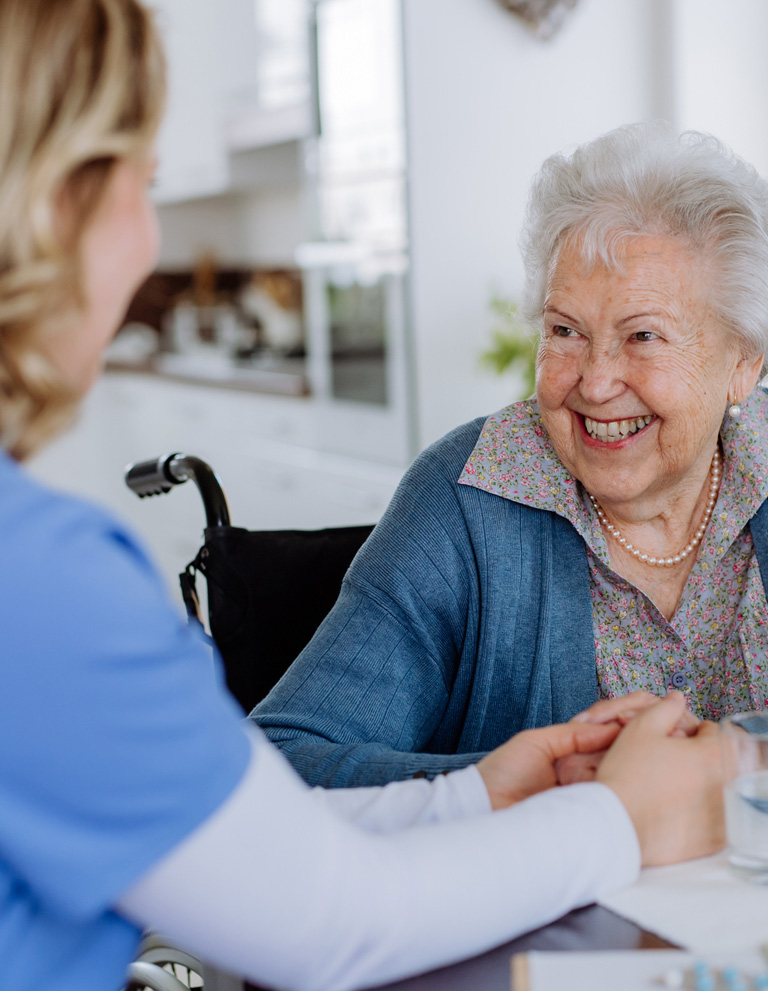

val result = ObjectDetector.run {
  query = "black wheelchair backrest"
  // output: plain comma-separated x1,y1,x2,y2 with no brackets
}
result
124,454,373,714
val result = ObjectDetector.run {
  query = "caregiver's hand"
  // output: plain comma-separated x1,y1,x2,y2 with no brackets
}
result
596,692,725,866
477,720,621,811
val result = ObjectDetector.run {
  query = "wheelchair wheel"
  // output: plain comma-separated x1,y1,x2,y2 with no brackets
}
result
126,935,203,989
125,959,198,990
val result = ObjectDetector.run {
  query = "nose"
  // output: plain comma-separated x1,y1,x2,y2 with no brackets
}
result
577,343,626,405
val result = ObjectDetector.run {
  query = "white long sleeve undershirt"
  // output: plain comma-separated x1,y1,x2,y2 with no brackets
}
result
117,728,640,991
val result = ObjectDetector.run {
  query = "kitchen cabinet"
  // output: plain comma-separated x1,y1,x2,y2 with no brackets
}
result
150,0,312,203
150,0,228,201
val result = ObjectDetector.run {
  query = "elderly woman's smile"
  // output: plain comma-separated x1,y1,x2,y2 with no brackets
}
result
581,414,654,443
536,234,759,523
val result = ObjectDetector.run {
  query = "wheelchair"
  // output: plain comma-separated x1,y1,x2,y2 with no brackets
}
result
122,452,374,991
124,452,373,714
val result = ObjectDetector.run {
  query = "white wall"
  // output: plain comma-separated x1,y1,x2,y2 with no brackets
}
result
403,0,674,449
673,0,768,173
157,186,305,267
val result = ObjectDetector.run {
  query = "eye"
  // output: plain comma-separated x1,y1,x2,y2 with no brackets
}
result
552,325,578,338
632,330,657,342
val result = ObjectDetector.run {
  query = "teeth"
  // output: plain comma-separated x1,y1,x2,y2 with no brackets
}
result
584,415,652,443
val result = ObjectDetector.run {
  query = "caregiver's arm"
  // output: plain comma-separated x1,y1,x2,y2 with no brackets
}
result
118,732,635,991
318,718,620,829
117,697,723,991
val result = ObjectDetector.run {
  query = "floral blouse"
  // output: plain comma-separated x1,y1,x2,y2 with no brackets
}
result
457,390,768,719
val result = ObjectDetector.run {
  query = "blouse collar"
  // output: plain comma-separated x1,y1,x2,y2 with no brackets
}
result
458,388,768,559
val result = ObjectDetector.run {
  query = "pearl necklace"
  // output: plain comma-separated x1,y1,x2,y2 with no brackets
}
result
587,448,721,568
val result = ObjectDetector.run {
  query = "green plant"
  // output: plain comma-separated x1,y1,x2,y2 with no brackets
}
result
480,295,539,399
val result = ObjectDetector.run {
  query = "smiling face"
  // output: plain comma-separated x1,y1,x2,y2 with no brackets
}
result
536,234,762,517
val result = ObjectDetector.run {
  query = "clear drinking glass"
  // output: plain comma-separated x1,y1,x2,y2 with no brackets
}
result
721,711,768,882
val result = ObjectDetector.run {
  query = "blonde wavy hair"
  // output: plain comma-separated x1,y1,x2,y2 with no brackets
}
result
0,0,165,460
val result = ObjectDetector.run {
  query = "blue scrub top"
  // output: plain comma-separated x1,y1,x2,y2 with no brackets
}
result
0,450,250,991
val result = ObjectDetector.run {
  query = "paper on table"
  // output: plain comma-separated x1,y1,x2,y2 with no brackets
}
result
597,851,768,952
510,949,768,991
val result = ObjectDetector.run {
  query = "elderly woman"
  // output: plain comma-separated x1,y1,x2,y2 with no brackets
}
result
253,121,768,787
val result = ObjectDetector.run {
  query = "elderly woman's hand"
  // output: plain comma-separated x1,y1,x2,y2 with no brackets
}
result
572,691,700,734
554,691,701,785
476,720,621,811
554,750,608,786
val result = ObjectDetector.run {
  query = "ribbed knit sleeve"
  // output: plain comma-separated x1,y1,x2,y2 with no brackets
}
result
251,415,600,787
252,420,489,786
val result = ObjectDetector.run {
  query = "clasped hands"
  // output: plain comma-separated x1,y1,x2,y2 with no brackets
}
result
554,690,701,785
476,691,725,866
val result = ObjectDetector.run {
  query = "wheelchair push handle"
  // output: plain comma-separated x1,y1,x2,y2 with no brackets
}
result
124,453,231,528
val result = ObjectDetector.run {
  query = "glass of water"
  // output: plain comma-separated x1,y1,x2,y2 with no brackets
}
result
721,711,768,882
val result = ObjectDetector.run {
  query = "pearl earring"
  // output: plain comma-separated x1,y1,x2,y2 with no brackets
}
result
729,401,742,420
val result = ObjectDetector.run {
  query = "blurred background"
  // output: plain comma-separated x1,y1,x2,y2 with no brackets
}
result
28,0,768,595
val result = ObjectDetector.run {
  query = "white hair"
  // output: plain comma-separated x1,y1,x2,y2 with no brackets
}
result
521,121,768,363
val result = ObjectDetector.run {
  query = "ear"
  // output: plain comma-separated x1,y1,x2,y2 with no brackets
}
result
730,352,764,404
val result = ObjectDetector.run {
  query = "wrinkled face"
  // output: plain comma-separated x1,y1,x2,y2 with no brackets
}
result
50,154,159,394
536,234,761,513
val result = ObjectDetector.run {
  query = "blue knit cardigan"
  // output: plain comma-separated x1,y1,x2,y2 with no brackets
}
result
252,416,768,787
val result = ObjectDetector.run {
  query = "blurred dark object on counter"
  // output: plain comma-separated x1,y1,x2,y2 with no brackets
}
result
111,264,309,397
239,269,303,354
192,254,219,343
497,0,578,38
122,269,253,338
120,266,305,358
